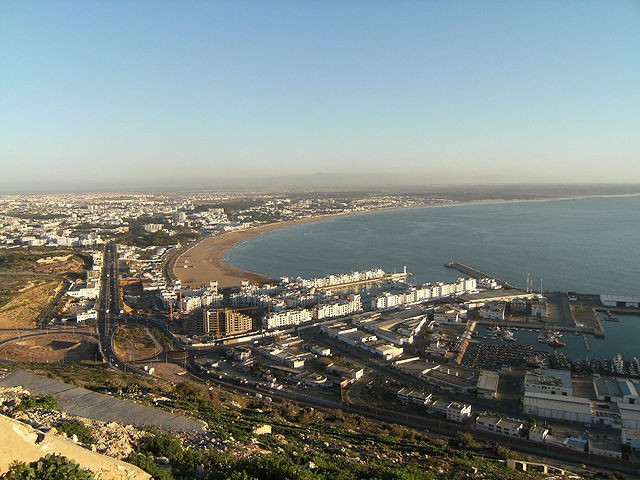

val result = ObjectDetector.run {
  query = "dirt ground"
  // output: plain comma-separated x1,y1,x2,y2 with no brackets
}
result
0,250,86,339
113,326,162,362
141,361,188,383
0,332,100,363
0,280,62,338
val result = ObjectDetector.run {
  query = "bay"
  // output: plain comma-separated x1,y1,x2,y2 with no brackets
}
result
226,195,640,360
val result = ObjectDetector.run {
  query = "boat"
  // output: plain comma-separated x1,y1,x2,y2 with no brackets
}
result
605,311,619,322
614,354,625,374
487,325,500,338
500,329,517,341
548,338,566,348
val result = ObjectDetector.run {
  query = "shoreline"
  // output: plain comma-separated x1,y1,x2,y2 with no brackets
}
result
172,193,640,288
173,212,363,288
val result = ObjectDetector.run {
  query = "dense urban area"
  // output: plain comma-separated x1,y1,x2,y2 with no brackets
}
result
0,191,639,479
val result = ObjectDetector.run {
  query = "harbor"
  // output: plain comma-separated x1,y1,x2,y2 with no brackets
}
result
445,262,518,289
436,262,638,372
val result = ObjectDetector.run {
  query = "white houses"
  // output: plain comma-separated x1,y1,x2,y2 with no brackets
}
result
263,309,312,330
447,402,473,423
479,302,505,321
475,415,524,437
313,294,362,320
397,388,432,405
429,400,473,423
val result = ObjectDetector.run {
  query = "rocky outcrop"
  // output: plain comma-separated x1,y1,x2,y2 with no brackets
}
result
0,414,151,479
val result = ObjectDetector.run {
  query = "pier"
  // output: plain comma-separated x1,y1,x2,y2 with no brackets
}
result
444,262,517,289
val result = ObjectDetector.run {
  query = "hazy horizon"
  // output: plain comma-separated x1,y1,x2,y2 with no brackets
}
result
2,2,639,192
3,178,640,197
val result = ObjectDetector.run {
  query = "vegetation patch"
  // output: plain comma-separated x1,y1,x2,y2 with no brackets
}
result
0,454,95,480
55,418,96,444
17,394,59,411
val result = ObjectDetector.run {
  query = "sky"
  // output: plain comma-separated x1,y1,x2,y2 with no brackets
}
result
1,1,639,192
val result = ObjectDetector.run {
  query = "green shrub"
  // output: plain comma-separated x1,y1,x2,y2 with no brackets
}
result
135,428,183,460
17,394,59,411
0,454,94,479
55,418,95,444
126,453,174,480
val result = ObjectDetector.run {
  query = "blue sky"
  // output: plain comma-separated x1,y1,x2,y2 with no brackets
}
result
1,1,639,192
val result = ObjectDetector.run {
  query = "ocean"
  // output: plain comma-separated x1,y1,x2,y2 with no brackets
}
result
226,195,640,360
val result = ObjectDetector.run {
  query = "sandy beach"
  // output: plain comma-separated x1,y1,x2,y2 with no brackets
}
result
173,214,352,288
173,193,640,289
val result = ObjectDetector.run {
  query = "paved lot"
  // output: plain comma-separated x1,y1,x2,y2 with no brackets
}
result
0,370,205,432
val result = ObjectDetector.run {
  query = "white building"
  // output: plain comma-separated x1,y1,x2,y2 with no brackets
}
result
528,426,549,442
525,369,573,397
372,343,403,361
523,392,592,424
447,402,472,423
477,371,500,399
263,309,312,330
327,364,363,380
76,310,98,322
429,400,472,423
475,415,523,437
433,308,460,324
530,299,548,317
181,295,202,312
66,282,100,300
594,377,640,404
479,302,505,321
143,223,163,232
601,295,640,309
397,388,432,405
314,294,362,320
622,428,640,451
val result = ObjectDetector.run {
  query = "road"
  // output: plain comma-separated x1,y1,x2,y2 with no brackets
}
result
91,246,640,475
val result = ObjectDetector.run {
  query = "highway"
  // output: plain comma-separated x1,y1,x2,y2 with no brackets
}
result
96,241,126,369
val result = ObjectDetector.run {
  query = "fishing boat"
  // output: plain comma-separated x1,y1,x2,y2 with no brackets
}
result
605,311,619,322
548,337,566,348
500,329,517,342
614,354,625,375
487,325,500,338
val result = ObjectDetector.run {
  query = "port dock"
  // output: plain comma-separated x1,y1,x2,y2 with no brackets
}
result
445,262,517,289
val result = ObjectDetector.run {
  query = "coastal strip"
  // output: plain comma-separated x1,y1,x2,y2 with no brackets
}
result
173,193,640,289
173,214,354,288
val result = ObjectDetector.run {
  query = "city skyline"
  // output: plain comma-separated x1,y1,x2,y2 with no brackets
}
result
1,1,639,192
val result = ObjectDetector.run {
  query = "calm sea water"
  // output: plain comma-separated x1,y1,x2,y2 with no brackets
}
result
227,195,640,359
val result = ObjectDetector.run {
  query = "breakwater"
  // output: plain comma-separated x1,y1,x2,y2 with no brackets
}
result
445,262,517,289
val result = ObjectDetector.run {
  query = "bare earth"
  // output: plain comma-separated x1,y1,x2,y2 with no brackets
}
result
0,333,99,363
174,214,352,288
0,280,62,339
113,326,162,362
